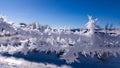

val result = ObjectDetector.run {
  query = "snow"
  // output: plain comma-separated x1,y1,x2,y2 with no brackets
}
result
0,55,72,68
85,16,99,30
0,16,119,67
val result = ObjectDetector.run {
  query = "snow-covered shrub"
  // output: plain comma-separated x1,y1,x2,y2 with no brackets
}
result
0,16,119,63
85,16,100,34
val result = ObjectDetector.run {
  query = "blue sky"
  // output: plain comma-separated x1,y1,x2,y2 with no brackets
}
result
0,0,120,28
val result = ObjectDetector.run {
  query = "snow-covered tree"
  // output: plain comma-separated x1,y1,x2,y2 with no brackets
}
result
85,16,100,33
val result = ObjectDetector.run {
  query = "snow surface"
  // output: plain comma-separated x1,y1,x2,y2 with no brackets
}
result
0,55,71,68
0,16,119,68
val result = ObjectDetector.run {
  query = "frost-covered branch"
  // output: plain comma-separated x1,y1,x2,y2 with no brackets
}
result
0,16,119,63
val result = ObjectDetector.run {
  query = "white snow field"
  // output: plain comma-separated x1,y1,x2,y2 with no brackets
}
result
0,16,119,68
